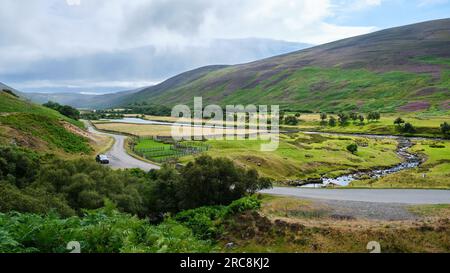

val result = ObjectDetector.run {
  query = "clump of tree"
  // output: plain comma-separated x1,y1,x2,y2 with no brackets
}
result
319,111,377,127
394,117,415,134
337,112,349,126
346,143,358,154
283,115,299,125
1,89,19,98
440,122,450,138
320,113,327,126
123,102,172,116
0,147,272,220
80,111,124,120
394,117,405,127
328,116,337,127
358,114,365,125
43,101,80,120
367,111,381,122
402,122,415,133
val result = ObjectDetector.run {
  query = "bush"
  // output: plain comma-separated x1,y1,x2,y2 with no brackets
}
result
43,101,80,120
0,205,213,253
175,206,226,240
226,196,261,215
284,115,299,125
174,196,262,240
176,155,272,210
346,143,358,154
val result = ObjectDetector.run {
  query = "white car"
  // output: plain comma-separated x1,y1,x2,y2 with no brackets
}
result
95,154,110,164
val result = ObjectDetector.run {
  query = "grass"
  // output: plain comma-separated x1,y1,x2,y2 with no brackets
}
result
133,138,209,163
408,204,450,217
0,92,84,128
0,113,91,154
179,132,401,182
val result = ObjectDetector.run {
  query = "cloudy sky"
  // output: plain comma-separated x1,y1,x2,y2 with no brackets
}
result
1,0,449,93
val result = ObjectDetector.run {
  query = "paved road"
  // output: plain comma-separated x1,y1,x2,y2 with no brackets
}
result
262,187,450,204
86,122,160,171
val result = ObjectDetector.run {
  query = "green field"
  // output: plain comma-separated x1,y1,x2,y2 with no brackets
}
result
133,138,209,163
179,132,402,182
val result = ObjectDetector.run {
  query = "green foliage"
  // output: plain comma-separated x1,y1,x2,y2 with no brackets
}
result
0,147,271,220
174,196,261,241
177,155,272,210
43,101,81,121
226,196,261,215
368,111,381,121
175,206,227,240
0,92,83,128
394,117,405,126
402,122,416,133
0,113,91,153
328,116,337,127
283,115,299,125
338,112,349,125
0,206,212,253
346,143,358,154
440,122,450,137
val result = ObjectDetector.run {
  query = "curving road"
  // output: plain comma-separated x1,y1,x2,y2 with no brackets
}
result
86,122,160,171
85,121,449,204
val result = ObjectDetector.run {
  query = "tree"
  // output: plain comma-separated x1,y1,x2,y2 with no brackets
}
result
59,105,80,120
394,117,405,126
337,112,349,125
294,113,301,118
320,113,327,121
284,115,299,125
402,122,415,133
328,116,337,127
43,101,80,120
350,112,358,122
346,143,358,154
440,122,450,137
358,114,365,124
368,111,381,122
176,155,272,210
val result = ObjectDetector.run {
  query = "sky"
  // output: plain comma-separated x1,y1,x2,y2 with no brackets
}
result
0,0,449,93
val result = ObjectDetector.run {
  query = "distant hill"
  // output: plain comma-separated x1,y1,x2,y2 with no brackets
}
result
22,88,142,109
118,19,450,113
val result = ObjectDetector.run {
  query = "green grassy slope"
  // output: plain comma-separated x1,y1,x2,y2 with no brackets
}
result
0,91,91,154
121,19,450,113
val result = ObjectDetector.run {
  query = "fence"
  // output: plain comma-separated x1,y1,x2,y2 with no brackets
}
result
133,137,210,163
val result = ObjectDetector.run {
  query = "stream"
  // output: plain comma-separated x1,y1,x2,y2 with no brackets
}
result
301,138,422,188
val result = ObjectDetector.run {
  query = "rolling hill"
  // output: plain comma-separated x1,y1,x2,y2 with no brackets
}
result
0,90,91,154
118,19,450,113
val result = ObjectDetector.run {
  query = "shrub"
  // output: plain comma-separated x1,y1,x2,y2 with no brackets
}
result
175,206,226,240
346,143,358,154
226,196,261,215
